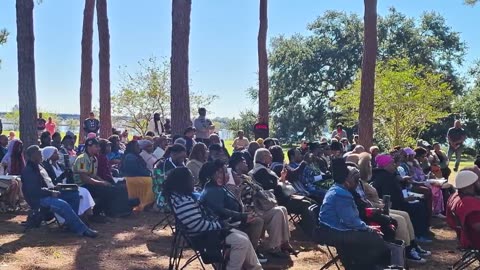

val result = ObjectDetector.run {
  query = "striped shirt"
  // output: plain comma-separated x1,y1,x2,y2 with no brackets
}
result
170,192,222,235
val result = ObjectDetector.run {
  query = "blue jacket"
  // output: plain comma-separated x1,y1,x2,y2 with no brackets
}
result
319,183,368,231
121,153,151,177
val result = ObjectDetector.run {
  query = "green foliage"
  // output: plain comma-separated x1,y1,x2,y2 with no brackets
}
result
335,58,453,148
112,57,217,135
268,9,465,140
0,28,8,67
228,110,257,140
465,0,479,5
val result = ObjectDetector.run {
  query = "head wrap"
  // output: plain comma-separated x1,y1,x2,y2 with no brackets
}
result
376,154,393,168
41,146,57,161
402,147,415,156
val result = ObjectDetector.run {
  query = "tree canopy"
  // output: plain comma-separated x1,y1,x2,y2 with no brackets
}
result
335,58,453,148
112,58,217,135
268,8,465,141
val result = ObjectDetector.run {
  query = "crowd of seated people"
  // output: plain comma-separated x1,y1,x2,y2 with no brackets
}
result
4,121,480,269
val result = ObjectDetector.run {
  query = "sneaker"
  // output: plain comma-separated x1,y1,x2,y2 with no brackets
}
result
433,213,446,219
415,236,433,243
415,245,431,257
453,167,458,172
256,252,268,264
407,249,427,264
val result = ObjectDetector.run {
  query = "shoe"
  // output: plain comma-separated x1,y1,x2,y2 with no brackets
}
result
267,249,290,259
453,167,458,172
407,249,427,264
256,252,268,264
415,245,431,256
433,213,446,219
83,229,99,238
415,236,433,243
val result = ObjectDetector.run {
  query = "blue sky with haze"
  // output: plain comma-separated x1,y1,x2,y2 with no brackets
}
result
0,0,478,118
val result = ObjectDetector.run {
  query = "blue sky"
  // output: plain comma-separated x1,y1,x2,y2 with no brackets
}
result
0,0,478,118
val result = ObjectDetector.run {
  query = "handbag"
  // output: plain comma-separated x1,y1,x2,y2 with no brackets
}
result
278,182,297,197
253,188,277,212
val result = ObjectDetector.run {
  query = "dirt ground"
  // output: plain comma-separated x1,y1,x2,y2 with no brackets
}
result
0,209,477,270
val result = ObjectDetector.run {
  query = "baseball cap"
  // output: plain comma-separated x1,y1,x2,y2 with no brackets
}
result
85,138,99,147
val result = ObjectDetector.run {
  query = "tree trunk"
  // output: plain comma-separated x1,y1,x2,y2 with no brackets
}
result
97,0,112,138
16,0,38,148
170,0,192,136
79,0,95,142
358,0,377,149
258,0,269,133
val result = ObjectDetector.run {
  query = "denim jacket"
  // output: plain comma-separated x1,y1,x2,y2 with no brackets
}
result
319,183,368,231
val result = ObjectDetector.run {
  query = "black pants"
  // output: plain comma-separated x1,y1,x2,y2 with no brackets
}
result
401,201,430,238
82,184,114,216
314,224,390,270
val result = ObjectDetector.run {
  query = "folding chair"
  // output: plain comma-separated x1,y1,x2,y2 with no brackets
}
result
306,204,341,270
451,211,480,270
151,211,175,233
166,195,229,270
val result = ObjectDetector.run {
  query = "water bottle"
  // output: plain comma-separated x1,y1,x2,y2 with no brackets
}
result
383,195,391,215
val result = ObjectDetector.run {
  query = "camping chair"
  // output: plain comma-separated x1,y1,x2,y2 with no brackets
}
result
451,211,480,270
306,204,341,270
166,195,229,270
151,211,175,233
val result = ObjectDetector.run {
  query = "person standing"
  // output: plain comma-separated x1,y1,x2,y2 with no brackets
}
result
0,118,3,135
331,123,347,139
37,113,47,137
148,113,164,136
253,116,269,140
45,117,56,135
193,108,214,146
447,120,467,172
83,112,101,137
163,119,172,135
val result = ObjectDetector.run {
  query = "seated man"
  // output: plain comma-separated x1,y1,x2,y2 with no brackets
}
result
21,145,98,238
73,138,125,221
315,158,390,269
446,169,480,250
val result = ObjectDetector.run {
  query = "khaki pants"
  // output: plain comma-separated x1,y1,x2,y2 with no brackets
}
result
225,229,263,270
260,206,290,249
242,216,264,250
390,209,415,244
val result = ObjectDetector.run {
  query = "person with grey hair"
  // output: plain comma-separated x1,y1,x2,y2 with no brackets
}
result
21,145,98,238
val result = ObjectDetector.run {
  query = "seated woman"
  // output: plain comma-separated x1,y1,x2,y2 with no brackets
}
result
229,153,296,258
41,146,95,221
51,132,62,150
164,167,262,270
356,152,430,261
250,148,314,231
121,141,151,177
315,158,391,270
39,131,52,149
107,135,123,168
1,139,25,175
372,154,432,243
58,135,77,168
138,140,158,173
0,137,22,212
97,139,115,181
412,147,444,218
120,141,154,211
186,143,208,187
446,169,480,250
200,159,269,261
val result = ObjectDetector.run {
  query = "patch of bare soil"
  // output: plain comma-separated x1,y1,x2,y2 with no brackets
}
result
0,211,477,270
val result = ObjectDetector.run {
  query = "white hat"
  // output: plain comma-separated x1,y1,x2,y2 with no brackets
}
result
454,170,478,189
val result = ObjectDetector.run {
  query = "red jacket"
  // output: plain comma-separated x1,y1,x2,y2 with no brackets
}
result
446,192,480,249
